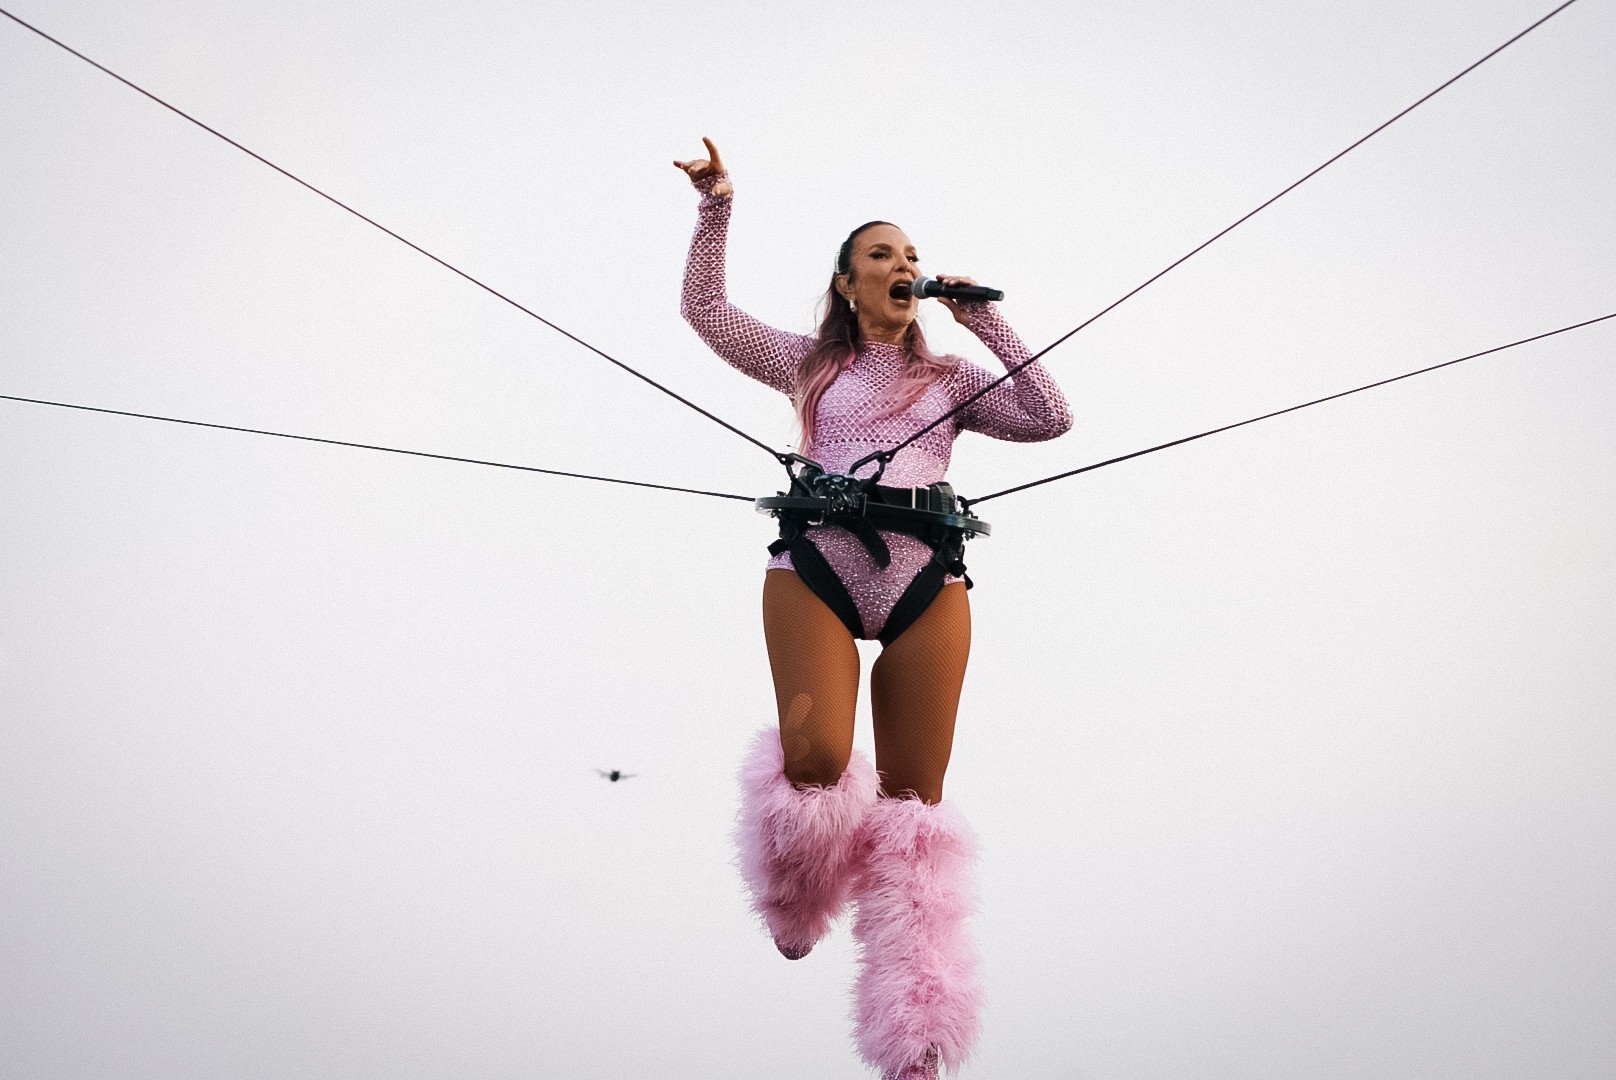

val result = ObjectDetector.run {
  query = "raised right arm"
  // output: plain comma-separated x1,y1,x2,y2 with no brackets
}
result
678,171,810,396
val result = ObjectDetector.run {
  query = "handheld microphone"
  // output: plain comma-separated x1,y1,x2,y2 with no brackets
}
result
910,277,1005,303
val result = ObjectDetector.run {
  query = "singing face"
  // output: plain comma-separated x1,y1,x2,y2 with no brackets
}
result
836,224,921,343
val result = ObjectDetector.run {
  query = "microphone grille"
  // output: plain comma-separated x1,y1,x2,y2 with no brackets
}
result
910,277,937,299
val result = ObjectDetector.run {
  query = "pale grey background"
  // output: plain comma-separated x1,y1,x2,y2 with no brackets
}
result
2,1,1612,1078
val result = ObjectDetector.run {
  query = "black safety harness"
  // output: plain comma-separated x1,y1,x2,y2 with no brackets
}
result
757,455,991,645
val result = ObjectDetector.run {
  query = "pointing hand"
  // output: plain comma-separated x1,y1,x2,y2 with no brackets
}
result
673,137,731,196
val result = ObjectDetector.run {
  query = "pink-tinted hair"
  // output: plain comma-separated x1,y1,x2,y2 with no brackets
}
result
794,222,956,455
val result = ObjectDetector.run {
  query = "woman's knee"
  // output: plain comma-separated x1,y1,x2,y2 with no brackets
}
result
783,738,854,789
877,768,945,805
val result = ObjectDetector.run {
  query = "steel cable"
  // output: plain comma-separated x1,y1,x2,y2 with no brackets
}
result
0,5,785,463
0,393,755,502
968,311,1616,506
852,0,1584,476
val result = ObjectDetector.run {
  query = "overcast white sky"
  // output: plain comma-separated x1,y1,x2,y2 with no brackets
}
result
2,2,1613,1078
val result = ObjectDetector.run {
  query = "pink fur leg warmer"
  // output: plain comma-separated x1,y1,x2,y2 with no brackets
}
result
735,728,879,958
852,797,983,1077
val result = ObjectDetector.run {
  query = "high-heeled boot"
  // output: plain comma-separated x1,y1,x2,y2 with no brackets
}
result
851,797,983,1078
734,728,879,959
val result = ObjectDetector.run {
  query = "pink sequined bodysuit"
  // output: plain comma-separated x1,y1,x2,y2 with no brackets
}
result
682,175,1072,640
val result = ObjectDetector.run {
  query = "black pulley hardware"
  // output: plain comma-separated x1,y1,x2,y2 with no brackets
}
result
756,455,991,540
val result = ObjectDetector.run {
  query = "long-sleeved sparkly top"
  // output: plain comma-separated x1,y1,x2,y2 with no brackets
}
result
681,173,1072,638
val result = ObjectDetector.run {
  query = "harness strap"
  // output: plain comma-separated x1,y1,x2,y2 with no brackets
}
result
769,527,867,640
841,511,892,569
878,554,950,645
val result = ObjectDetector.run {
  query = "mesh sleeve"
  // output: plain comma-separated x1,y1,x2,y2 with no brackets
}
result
680,174,811,396
949,303,1073,442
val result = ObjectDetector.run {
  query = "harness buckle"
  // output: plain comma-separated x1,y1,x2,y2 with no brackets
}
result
806,469,868,519
892,482,958,516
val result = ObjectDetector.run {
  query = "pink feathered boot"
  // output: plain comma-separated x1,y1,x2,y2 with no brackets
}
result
852,797,983,1079
735,728,879,960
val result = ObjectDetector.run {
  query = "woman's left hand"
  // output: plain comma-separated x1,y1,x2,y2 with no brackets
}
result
933,275,983,325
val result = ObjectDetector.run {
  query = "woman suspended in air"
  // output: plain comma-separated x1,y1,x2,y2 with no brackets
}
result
675,138,1071,1079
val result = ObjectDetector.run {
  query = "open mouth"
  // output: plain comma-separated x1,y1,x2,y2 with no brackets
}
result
888,280,915,302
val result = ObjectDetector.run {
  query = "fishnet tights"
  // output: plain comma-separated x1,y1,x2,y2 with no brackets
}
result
761,570,970,805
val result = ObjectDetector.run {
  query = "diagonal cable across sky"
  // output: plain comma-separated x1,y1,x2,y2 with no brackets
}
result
0,3,786,463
